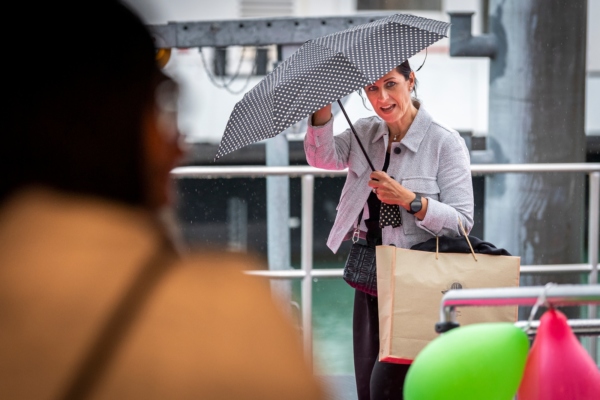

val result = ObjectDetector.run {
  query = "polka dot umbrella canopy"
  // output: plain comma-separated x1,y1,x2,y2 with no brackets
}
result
215,14,450,160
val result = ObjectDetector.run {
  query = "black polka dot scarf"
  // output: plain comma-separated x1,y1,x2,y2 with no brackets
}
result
380,203,402,228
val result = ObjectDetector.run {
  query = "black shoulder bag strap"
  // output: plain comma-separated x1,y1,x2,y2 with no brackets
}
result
58,241,177,400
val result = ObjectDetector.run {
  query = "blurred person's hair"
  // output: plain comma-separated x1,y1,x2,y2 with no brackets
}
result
2,0,163,206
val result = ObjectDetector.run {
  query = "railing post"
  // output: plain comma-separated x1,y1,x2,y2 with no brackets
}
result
301,174,315,369
588,172,600,362
266,134,292,317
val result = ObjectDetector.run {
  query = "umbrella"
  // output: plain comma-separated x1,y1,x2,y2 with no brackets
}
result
215,14,450,163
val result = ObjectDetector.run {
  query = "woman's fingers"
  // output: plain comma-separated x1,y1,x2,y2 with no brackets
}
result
370,171,397,190
370,171,389,181
311,105,333,126
368,172,410,206
369,170,389,189
368,179,381,189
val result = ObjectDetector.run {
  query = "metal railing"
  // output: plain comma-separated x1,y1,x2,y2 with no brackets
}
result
438,285,600,342
172,163,600,364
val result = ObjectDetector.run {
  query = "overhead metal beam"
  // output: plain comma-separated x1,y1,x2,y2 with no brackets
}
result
148,14,395,48
447,12,496,58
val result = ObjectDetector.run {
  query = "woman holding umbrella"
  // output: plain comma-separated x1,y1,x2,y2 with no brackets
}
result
305,61,474,399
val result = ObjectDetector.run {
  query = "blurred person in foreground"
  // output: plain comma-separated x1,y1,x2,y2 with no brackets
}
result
0,1,324,399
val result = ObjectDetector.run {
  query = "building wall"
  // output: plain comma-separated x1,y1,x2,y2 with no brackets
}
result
124,0,599,143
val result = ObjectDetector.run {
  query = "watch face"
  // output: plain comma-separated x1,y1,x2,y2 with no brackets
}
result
410,196,422,213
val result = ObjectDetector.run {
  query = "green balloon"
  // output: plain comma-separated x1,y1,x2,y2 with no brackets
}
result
404,323,529,400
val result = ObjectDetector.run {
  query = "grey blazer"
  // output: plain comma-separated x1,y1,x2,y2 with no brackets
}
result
304,104,474,254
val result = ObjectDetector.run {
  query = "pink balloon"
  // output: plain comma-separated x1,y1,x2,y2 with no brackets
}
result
518,308,600,400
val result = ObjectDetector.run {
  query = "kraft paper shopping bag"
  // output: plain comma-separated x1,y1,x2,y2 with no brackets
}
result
376,244,520,364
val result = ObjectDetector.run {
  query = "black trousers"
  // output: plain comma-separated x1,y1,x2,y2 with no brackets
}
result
353,290,410,400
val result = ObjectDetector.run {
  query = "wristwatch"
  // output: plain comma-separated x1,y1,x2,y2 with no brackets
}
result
408,194,422,215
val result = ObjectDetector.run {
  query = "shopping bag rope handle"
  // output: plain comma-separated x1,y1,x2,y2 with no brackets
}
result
458,218,477,261
436,218,477,262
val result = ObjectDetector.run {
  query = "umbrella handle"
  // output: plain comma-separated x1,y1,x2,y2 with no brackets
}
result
337,100,376,172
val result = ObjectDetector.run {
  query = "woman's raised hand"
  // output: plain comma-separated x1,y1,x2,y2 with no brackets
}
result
311,104,332,126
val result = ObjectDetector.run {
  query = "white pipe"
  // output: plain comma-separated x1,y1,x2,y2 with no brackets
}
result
439,284,600,323
244,264,593,279
587,172,599,360
514,319,600,336
589,172,600,286
301,175,314,369
469,163,600,174
171,163,600,179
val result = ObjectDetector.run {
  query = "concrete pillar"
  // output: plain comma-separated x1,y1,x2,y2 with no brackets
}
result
485,0,587,317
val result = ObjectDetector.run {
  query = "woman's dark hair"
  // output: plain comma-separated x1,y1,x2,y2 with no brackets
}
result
358,59,419,109
2,1,162,206
396,60,418,97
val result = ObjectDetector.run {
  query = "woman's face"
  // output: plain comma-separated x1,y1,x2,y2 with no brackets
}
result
364,68,414,126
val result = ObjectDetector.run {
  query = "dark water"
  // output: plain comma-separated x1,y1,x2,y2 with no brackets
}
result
292,262,356,375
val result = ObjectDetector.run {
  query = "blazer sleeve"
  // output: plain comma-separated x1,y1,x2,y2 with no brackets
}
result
304,114,353,171
415,133,474,237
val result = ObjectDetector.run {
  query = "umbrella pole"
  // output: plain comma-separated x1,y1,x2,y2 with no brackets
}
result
337,100,376,172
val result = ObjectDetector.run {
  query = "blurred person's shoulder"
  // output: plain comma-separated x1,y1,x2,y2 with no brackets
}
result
164,251,282,319
96,250,325,400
